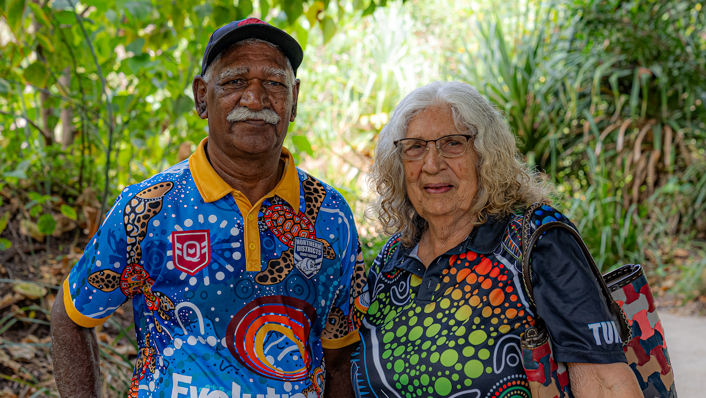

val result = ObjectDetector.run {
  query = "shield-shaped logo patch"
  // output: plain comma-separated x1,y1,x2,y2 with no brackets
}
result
172,230,210,275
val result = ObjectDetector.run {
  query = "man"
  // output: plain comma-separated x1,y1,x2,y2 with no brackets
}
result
51,18,368,398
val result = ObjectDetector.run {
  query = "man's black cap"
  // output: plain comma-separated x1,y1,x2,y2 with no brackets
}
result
200,18,304,77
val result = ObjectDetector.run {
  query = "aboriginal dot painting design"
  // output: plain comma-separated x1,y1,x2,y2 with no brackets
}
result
354,244,533,397
532,205,564,227
67,157,363,398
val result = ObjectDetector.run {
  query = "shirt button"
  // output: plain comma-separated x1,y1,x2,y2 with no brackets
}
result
249,243,256,250
248,214,254,221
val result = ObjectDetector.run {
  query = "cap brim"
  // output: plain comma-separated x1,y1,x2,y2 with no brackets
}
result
202,24,303,76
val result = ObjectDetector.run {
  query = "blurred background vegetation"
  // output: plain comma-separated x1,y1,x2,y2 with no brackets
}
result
0,0,705,395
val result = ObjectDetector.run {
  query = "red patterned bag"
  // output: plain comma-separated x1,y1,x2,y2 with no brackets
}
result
519,204,676,398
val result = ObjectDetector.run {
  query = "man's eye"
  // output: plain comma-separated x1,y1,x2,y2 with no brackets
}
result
267,81,284,87
226,79,245,85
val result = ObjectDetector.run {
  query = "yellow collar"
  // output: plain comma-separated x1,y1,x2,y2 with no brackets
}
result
188,137,300,208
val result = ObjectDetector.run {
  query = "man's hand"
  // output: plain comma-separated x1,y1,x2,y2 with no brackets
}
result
323,345,357,398
568,362,643,398
51,285,102,398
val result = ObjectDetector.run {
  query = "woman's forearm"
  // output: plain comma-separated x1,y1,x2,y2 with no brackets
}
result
568,362,643,398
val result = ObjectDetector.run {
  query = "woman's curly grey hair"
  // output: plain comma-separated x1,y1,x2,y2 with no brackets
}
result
369,81,552,247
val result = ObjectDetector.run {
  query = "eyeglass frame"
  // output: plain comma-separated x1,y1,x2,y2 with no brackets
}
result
393,134,474,161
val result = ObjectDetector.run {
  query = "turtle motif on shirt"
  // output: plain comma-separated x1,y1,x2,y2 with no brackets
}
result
347,245,370,331
87,182,175,333
128,332,157,398
322,306,349,340
255,174,336,285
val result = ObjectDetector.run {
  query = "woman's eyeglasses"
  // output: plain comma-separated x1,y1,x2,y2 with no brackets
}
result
393,134,473,161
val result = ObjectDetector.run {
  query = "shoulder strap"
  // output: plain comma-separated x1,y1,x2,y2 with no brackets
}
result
520,205,632,343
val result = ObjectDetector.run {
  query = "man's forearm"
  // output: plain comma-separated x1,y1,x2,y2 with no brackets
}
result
323,345,356,398
51,285,102,398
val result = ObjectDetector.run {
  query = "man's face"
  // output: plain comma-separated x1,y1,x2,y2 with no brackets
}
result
193,41,300,158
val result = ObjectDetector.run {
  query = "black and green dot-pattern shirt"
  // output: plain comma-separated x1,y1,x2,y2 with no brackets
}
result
351,207,626,398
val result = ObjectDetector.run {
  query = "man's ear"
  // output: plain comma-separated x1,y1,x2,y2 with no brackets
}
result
290,78,301,122
192,76,208,120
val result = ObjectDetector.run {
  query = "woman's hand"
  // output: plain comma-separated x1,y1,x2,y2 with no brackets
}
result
568,362,643,398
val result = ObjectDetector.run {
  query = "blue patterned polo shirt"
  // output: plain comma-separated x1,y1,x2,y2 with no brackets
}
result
64,138,369,398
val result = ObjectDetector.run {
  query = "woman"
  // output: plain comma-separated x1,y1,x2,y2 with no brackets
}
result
350,82,642,398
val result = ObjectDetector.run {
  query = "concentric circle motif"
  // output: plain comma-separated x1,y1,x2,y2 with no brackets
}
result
233,279,255,299
226,296,316,381
485,375,531,398
286,275,315,302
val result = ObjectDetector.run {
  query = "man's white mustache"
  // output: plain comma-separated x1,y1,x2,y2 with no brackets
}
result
226,107,280,125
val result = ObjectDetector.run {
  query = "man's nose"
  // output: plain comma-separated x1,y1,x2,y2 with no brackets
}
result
239,79,269,110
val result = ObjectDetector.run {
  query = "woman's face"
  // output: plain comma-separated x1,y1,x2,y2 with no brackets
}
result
403,107,479,223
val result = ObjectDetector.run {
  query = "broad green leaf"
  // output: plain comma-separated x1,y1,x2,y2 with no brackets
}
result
305,1,324,27
13,282,47,299
193,3,213,20
35,32,56,53
60,204,77,221
0,78,10,94
0,212,10,234
125,1,152,20
174,95,194,116
362,1,376,17
37,214,57,235
126,38,145,55
30,205,42,218
27,2,50,26
23,62,49,86
294,22,308,50
53,10,75,24
283,0,304,24
127,53,152,73
238,0,253,18
0,238,11,251
321,16,336,44
3,159,31,179
291,135,313,156
105,9,118,23
51,0,73,10
259,0,269,19
6,0,27,33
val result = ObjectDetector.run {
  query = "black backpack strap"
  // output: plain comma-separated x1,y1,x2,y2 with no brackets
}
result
520,205,632,344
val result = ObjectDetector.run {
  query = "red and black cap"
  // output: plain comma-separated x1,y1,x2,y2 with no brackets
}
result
200,18,304,77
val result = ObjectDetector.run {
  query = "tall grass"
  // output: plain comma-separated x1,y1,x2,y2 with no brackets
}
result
454,0,706,278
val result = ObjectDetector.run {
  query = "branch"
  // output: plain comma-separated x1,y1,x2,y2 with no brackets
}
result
0,110,52,140
66,0,116,219
2,79,106,122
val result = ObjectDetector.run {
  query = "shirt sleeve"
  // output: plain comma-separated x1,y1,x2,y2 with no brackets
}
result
320,204,368,349
63,190,131,328
529,207,627,364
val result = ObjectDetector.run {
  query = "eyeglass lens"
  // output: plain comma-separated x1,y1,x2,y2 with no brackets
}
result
398,135,469,160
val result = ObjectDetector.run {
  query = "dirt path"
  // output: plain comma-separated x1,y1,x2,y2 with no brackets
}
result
660,313,706,398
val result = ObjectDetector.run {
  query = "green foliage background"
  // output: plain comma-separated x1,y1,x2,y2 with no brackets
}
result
1,0,706,395
1,0,706,299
